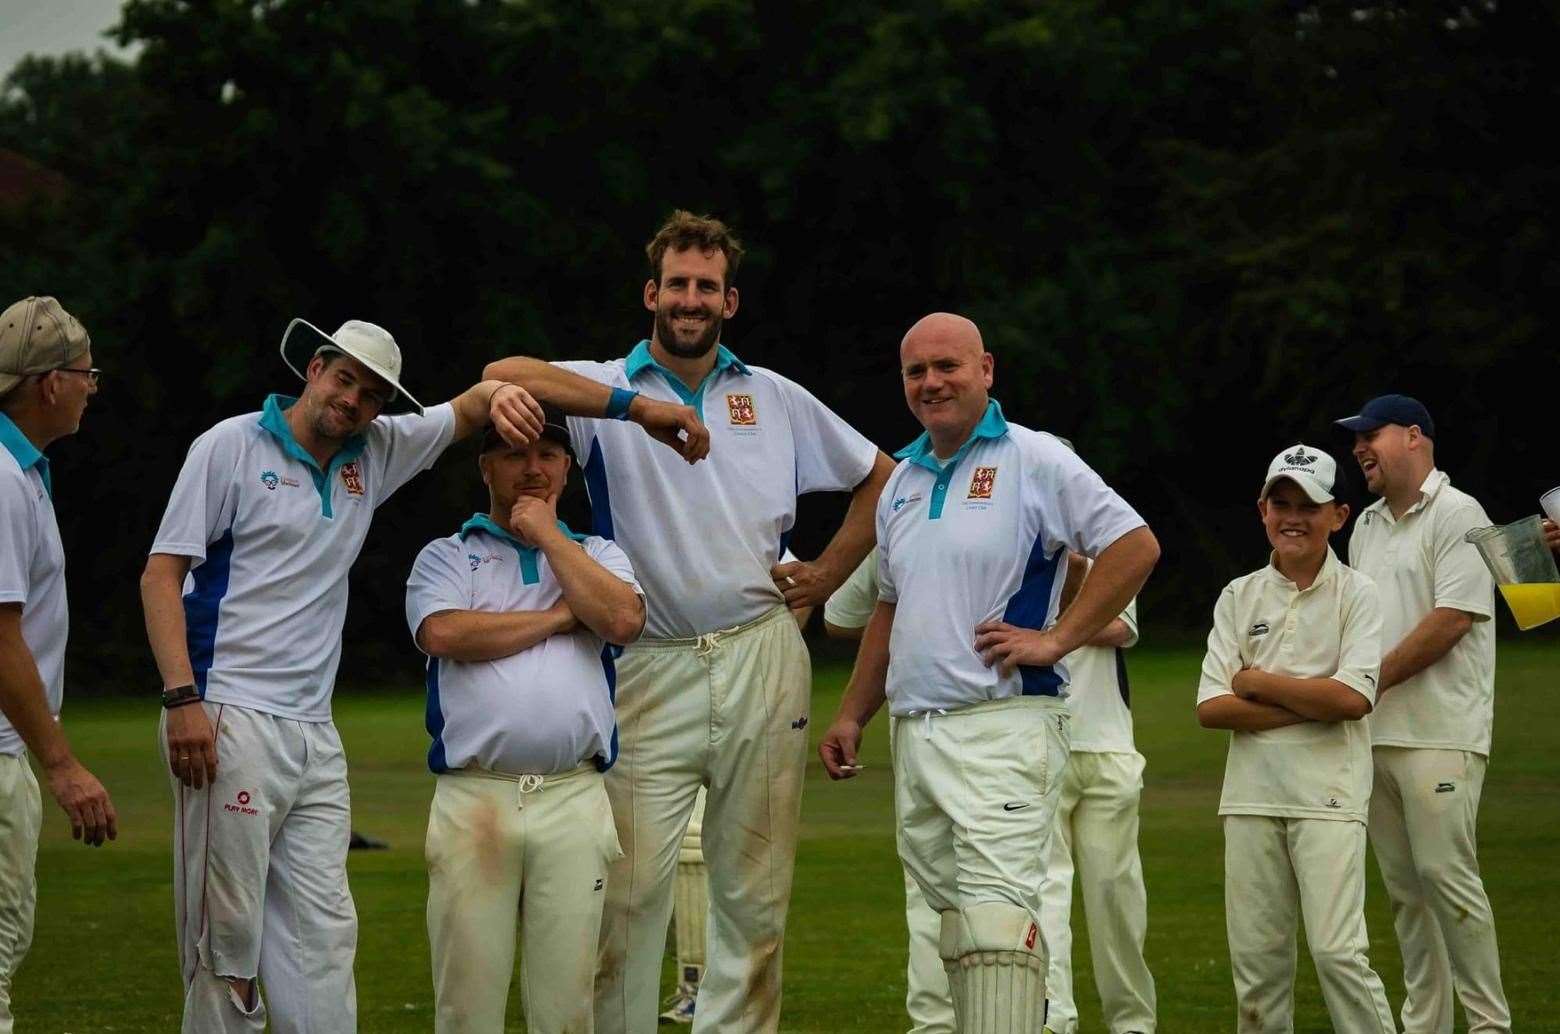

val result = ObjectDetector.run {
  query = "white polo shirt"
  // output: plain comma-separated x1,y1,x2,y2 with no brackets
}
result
556,341,878,639
822,551,879,632
1063,594,1139,754
150,394,456,721
406,515,641,776
1348,469,1496,755
876,401,1146,717
1196,548,1381,823
0,414,67,756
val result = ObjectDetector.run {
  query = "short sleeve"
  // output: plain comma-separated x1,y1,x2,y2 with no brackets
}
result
1118,596,1141,649
586,538,642,595
770,372,877,495
0,473,36,604
372,402,457,505
1028,436,1146,559
1430,502,1496,621
824,552,880,631
1196,584,1243,706
555,360,624,462
150,424,242,563
405,540,470,647
1333,575,1383,702
874,492,898,604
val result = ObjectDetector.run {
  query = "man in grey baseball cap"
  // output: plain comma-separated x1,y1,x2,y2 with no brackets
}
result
0,295,119,1033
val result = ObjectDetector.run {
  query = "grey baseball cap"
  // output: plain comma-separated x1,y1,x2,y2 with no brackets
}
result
0,296,91,396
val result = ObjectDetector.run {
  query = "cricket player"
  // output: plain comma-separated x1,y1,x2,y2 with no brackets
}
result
823,551,953,1034
660,550,813,1026
138,315,704,1033
0,296,117,1034
1336,395,1511,1033
1039,557,1155,1034
408,411,645,1033
484,210,895,1034
820,312,1160,1034
1196,444,1396,1034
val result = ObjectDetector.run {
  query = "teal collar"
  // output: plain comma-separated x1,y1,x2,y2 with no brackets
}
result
0,412,50,498
257,394,368,519
459,512,588,585
623,339,751,407
894,399,1009,473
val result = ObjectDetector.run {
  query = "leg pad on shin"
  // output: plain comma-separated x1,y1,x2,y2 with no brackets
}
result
947,902,1046,1034
672,858,708,970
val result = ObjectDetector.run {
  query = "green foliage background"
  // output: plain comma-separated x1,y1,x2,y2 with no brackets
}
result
2,0,1555,690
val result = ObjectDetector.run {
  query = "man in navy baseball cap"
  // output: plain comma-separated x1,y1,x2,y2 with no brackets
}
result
1334,393,1435,440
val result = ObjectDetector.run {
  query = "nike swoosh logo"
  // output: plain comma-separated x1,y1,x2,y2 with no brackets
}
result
1003,803,1031,812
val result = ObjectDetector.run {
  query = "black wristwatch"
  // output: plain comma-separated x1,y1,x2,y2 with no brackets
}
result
161,684,201,709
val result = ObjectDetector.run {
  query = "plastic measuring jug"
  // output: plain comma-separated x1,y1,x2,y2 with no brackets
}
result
1465,516,1560,630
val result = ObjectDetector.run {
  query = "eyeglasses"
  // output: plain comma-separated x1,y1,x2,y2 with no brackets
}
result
53,367,102,386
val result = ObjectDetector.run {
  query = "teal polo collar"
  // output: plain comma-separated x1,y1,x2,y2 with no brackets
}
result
892,399,1009,520
459,512,588,585
0,412,50,498
257,394,368,519
623,339,751,407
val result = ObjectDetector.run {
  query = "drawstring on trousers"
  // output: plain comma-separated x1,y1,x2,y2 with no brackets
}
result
906,708,948,738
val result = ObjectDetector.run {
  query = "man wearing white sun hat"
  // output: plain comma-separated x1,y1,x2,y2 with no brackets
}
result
137,317,552,1033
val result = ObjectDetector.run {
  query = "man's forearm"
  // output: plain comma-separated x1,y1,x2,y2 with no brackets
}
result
418,609,570,661
1049,526,1159,657
540,535,644,645
1197,695,1307,731
449,379,514,441
0,615,72,767
835,601,893,726
813,452,894,592
484,357,624,418
1237,670,1370,721
1380,607,1474,690
141,559,196,690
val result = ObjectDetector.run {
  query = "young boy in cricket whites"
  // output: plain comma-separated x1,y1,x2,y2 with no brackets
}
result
1196,444,1395,1034
408,410,644,1034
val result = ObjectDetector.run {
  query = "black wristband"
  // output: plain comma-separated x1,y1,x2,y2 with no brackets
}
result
161,684,201,709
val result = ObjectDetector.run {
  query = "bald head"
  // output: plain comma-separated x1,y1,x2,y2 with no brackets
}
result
900,312,994,456
900,312,985,363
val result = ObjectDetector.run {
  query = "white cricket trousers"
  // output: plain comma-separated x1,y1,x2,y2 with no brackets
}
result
163,702,357,1034
594,606,811,1034
1038,751,1156,1034
1369,747,1510,1034
1223,815,1395,1034
426,764,620,1034
0,753,40,1034
890,712,955,1034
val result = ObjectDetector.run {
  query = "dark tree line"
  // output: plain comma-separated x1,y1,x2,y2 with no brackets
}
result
1,0,1554,691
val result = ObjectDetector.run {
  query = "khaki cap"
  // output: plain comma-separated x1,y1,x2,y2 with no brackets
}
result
0,296,91,396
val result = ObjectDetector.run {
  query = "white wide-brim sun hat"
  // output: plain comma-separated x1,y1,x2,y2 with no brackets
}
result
279,317,426,415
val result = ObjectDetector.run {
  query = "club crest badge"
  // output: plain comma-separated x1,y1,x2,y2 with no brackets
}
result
968,466,997,500
340,460,366,497
726,393,757,426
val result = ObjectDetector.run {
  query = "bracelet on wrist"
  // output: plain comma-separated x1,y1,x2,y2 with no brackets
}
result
605,387,638,420
161,684,201,709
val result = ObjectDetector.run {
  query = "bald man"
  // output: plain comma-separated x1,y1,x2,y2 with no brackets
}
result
820,314,1160,1034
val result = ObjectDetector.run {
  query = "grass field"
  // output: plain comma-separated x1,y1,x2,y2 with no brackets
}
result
14,641,1559,1032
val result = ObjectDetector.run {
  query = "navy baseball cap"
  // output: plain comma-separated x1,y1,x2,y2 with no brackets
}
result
1334,394,1435,440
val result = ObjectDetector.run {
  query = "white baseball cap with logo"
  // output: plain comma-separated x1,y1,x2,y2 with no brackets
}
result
1259,443,1337,503
278,317,425,415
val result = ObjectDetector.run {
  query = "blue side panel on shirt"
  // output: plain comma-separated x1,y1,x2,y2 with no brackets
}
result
582,438,615,540
1001,532,1064,696
183,528,235,697
425,657,448,774
597,643,622,772
1115,646,1131,707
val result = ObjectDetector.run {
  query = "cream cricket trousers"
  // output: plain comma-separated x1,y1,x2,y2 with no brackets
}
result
163,702,357,1034
594,606,811,1034
892,712,956,1034
1038,751,1156,1034
1369,746,1510,1034
426,765,621,1034
1223,815,1395,1034
894,696,1070,935
0,753,40,1034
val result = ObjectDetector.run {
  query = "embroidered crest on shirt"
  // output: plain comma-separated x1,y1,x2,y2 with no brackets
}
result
726,393,757,426
968,466,997,500
340,460,366,496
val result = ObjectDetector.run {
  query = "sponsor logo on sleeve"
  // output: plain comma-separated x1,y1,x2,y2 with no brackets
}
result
890,493,923,516
340,460,366,496
726,393,757,426
468,552,504,571
260,470,280,491
968,466,997,500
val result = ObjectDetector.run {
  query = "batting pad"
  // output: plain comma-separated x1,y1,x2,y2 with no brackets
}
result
944,902,1047,1034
